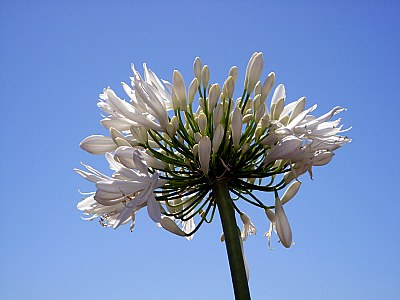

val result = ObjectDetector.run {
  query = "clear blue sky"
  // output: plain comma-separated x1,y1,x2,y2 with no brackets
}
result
1,1,399,299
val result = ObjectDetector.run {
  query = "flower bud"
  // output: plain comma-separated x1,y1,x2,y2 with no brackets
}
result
261,72,275,104
171,87,180,110
264,208,276,223
208,84,220,112
253,94,261,112
171,116,179,132
255,104,266,124
194,132,202,143
197,112,207,135
213,104,223,126
255,126,263,140
223,76,235,99
241,143,250,153
281,181,301,205
275,195,292,248
271,97,285,121
245,52,263,93
201,65,210,88
193,57,202,82
193,144,199,158
198,136,211,175
254,81,262,96
166,124,176,137
173,70,187,110
244,52,258,89
212,124,224,153
242,114,253,124
229,66,238,83
160,217,186,237
188,78,199,105
260,114,269,129
244,98,253,113
198,97,205,111
231,107,242,149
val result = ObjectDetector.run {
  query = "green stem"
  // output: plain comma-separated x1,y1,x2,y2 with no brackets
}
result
213,178,251,300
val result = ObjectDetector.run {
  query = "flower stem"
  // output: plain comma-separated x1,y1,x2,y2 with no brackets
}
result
213,178,251,300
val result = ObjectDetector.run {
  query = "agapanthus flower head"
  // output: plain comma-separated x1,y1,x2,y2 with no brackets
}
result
77,52,351,250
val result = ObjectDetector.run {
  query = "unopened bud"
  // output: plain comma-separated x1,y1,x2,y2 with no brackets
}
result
194,57,203,82
223,76,235,99
229,66,238,83
213,104,223,126
254,81,262,96
198,136,211,175
212,124,224,153
194,132,202,143
197,113,207,135
242,114,253,124
255,104,266,123
173,70,187,110
160,217,186,237
261,72,275,104
245,52,263,93
208,84,220,112
281,181,302,205
188,78,199,105
231,107,242,149
201,65,210,89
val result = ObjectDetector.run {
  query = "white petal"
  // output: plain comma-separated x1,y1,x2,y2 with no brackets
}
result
147,195,161,223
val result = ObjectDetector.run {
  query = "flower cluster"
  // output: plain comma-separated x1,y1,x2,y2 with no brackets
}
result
76,52,350,248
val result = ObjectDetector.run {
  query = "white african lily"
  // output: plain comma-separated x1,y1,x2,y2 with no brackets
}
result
76,152,164,229
77,52,350,254
240,212,257,241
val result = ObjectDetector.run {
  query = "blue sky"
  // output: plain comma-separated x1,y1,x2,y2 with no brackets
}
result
1,1,399,299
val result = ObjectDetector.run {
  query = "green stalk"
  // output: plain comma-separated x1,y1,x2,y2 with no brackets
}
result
213,178,251,300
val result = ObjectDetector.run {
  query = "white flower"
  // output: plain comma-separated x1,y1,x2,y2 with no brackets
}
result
263,136,303,165
76,153,164,229
240,212,257,241
77,53,350,253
